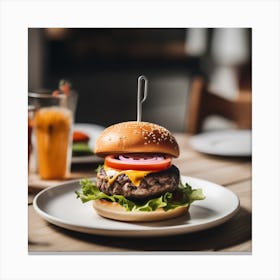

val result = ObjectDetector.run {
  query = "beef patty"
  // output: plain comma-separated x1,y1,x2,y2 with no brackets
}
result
97,165,180,200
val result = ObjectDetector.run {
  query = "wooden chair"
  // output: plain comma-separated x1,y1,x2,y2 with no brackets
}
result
186,76,252,134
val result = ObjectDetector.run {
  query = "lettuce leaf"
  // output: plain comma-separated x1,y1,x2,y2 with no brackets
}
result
75,178,205,212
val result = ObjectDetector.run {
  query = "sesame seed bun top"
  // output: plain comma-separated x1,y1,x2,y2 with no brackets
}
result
94,121,179,157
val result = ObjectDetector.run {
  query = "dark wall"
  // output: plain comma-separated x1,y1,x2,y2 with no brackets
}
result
29,28,201,131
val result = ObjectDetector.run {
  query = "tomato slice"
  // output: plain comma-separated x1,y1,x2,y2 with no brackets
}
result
104,154,172,171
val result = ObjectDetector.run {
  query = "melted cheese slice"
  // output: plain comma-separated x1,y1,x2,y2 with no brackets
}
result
104,165,153,187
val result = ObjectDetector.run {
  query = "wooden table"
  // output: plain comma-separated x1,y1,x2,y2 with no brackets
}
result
28,133,252,252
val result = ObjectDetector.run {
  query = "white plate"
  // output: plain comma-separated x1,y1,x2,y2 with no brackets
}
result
72,123,104,163
33,176,240,237
189,129,252,157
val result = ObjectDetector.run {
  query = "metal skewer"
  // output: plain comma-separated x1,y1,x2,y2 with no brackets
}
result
137,75,148,122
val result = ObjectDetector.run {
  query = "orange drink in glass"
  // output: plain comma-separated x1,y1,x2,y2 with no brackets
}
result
29,92,77,179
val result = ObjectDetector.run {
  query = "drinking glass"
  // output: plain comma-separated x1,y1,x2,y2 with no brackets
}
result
28,91,77,179
28,105,35,171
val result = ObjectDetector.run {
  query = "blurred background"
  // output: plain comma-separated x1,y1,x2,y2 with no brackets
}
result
28,28,251,132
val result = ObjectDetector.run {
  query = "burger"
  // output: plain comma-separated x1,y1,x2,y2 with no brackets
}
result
76,121,205,222
72,130,94,157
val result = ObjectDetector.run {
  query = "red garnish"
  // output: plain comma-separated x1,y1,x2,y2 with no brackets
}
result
73,131,90,143
52,80,72,96
59,79,71,96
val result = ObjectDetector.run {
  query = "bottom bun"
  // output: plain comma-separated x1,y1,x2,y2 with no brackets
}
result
93,199,190,222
